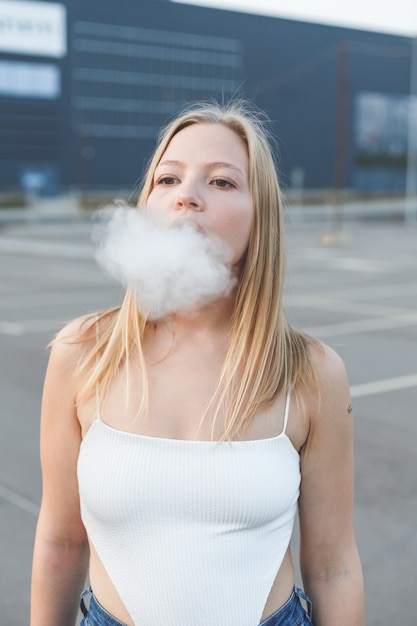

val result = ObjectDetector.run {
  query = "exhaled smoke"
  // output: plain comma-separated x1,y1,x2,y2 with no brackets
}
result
93,205,236,320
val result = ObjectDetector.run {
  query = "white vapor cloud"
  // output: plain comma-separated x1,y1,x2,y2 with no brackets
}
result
93,205,236,320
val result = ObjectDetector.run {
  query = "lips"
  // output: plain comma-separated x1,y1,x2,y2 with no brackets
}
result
172,218,205,234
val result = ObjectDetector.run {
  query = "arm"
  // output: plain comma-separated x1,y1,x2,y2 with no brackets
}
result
31,322,91,626
298,344,365,626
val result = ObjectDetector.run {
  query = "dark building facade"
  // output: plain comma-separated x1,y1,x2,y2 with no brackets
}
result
0,0,414,195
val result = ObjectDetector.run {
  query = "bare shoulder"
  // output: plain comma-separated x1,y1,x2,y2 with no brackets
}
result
39,314,103,436
308,340,349,385
46,314,99,380
53,312,98,347
304,339,352,423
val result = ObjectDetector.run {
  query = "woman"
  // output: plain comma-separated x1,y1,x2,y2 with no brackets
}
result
30,100,365,626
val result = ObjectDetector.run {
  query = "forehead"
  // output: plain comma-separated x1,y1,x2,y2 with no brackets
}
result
160,123,248,170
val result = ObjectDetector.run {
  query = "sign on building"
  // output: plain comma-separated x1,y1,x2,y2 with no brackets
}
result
0,0,66,58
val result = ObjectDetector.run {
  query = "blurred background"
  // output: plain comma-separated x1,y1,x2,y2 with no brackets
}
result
0,0,416,624
0,0,416,206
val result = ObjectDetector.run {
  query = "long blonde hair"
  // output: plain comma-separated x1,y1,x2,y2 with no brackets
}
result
77,99,317,439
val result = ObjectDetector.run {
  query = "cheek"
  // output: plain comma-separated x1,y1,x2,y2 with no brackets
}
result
236,201,254,237
145,195,170,223
241,205,254,240
146,187,160,208
146,183,170,205
224,204,253,260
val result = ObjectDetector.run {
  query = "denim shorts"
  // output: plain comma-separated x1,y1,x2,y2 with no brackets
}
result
259,587,313,625
80,585,313,626
80,589,127,626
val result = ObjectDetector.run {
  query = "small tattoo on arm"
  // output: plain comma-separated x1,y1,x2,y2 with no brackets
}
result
347,403,353,414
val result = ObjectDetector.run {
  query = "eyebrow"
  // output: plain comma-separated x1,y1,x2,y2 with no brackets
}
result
156,159,245,178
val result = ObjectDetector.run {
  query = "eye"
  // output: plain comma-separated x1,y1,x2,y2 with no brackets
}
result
211,178,234,189
156,176,179,185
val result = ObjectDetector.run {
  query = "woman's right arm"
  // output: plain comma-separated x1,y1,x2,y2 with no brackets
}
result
31,323,91,626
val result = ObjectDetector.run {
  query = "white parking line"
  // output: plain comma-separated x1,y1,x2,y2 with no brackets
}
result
303,282,417,301
0,237,94,259
286,294,412,317
289,249,398,273
0,483,39,517
304,312,417,338
0,321,23,335
0,319,64,335
0,287,117,310
350,374,417,398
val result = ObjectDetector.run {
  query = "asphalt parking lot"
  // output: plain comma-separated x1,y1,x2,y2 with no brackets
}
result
0,203,416,625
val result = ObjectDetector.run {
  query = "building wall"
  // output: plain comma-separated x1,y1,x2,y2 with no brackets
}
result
0,0,67,194
0,0,413,194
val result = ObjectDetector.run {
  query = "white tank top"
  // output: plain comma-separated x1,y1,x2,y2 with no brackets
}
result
77,394,300,626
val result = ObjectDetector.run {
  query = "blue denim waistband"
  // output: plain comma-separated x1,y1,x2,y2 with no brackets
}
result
80,588,127,625
259,586,313,625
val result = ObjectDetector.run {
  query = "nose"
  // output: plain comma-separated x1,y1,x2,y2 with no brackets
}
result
175,185,203,212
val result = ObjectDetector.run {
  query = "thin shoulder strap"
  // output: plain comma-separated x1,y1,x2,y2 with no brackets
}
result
95,385,101,420
281,390,291,435
95,315,101,420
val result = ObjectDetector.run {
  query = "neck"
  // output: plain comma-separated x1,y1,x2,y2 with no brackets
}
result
156,292,235,338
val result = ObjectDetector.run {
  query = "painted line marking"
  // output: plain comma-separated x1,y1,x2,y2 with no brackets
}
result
0,287,117,310
0,318,64,336
286,294,413,317
304,313,417,338
288,249,397,273
0,483,39,517
351,374,417,398
301,282,417,301
0,238,94,259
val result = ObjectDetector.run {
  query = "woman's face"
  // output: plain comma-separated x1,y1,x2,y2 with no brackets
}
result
146,123,254,265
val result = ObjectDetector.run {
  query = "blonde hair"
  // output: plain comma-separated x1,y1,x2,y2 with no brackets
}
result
77,99,317,439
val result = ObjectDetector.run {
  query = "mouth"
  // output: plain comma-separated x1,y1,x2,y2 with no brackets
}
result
172,219,205,234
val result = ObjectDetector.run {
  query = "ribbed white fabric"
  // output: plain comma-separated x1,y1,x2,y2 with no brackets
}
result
77,396,300,626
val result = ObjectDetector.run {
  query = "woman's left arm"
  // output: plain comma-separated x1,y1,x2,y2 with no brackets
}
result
298,344,365,626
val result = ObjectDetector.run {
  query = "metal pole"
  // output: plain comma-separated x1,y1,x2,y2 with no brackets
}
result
334,41,349,193
321,42,349,246
405,36,417,226
332,41,349,234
